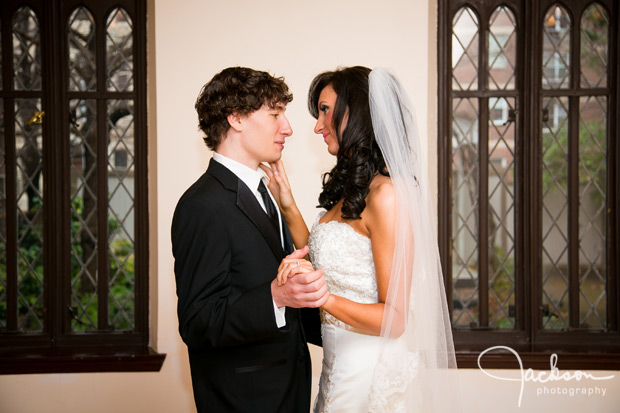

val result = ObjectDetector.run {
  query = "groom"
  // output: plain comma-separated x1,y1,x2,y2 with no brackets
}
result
172,67,327,412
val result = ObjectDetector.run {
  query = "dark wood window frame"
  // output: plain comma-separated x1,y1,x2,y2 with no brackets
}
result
0,0,164,374
438,0,620,369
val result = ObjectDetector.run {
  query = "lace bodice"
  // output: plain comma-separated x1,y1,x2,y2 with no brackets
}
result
308,211,378,329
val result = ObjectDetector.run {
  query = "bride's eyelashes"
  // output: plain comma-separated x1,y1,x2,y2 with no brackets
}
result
320,104,329,114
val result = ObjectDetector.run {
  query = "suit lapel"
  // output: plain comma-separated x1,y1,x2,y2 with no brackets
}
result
207,159,286,262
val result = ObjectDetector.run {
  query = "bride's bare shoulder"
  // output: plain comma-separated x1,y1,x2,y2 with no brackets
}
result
366,175,395,215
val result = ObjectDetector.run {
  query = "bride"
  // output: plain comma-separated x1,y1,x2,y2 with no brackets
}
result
262,66,458,412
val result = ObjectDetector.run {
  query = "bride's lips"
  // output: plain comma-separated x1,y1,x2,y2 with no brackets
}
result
275,141,285,149
323,133,329,141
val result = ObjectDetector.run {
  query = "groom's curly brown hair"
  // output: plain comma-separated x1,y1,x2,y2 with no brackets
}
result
195,67,293,150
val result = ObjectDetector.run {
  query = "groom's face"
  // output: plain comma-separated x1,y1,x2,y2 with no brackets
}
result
239,102,293,165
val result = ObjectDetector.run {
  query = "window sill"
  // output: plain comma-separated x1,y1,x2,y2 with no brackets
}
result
0,347,166,375
457,351,620,370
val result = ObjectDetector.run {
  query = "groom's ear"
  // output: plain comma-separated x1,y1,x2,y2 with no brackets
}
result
227,111,243,132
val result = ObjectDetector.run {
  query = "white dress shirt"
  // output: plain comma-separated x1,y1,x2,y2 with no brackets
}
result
212,152,287,327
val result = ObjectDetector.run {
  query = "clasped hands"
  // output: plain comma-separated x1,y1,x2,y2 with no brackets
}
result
271,245,329,309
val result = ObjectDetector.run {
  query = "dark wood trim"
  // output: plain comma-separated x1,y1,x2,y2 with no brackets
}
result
533,331,620,352
516,0,529,335
479,94,489,327
66,91,135,99
478,10,489,328
2,2,14,334
437,0,452,316
451,89,521,98
453,328,531,352
58,0,72,340
534,88,610,97
611,0,620,334
96,2,110,332
530,0,545,345
43,0,63,347
0,90,44,98
3,97,17,333
568,7,580,329
457,351,620,370
568,92,579,328
524,0,537,347
0,346,165,375
134,0,149,341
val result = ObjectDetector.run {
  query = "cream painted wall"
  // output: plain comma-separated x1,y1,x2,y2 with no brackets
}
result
1,0,618,412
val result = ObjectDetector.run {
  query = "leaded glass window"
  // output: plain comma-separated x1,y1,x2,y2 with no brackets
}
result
0,0,160,374
440,0,619,366
11,6,45,333
450,4,518,331
541,2,611,331
66,6,138,334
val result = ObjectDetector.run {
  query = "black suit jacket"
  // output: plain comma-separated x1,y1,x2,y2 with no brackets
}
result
172,159,320,412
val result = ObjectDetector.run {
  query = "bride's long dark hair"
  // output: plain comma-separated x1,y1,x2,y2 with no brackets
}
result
308,66,388,219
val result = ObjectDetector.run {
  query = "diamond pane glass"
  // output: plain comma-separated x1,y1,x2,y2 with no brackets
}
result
541,96,569,329
108,99,135,330
12,7,41,91
451,98,479,327
488,97,516,328
15,98,44,332
578,96,606,329
580,4,608,88
488,6,517,90
452,7,479,91
542,5,571,89
70,99,98,332
68,7,96,92
106,8,133,92
0,100,5,330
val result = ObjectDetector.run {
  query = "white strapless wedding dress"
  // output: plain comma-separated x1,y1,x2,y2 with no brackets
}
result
308,211,382,413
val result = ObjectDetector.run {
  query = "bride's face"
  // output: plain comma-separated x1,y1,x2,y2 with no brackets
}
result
314,84,347,156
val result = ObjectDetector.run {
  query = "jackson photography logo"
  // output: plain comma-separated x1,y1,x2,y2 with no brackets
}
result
477,346,615,408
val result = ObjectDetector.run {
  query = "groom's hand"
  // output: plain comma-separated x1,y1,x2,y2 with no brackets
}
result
271,247,329,308
271,269,329,308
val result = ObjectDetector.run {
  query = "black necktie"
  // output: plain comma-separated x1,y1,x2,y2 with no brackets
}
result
257,180,280,232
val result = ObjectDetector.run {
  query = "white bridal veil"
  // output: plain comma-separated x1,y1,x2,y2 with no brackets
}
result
368,68,460,412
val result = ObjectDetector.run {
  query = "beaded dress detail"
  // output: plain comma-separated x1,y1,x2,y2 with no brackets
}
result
308,211,381,412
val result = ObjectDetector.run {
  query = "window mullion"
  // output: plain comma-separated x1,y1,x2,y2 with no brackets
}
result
43,0,64,345
567,5,579,329
523,0,536,341
567,94,580,328
479,95,489,328
96,101,109,331
478,11,489,328
96,13,109,331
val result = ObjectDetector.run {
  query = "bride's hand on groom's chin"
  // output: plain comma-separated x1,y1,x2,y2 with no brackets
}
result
259,161,296,212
